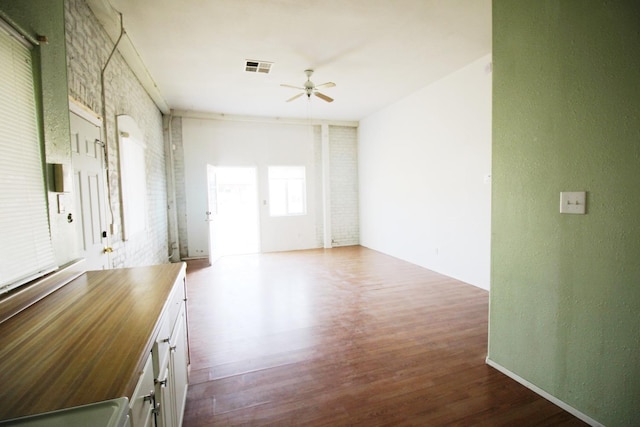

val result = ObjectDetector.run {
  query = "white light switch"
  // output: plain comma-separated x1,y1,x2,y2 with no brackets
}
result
560,191,586,214
57,194,66,213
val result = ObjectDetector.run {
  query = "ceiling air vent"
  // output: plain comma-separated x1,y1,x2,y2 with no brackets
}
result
245,60,272,74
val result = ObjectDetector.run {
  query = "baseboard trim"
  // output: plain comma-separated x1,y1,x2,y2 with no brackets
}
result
485,357,604,427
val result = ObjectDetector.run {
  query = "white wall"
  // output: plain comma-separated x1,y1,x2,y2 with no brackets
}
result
181,118,319,256
359,54,492,289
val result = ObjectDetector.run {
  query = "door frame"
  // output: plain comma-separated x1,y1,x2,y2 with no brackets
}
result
206,164,219,266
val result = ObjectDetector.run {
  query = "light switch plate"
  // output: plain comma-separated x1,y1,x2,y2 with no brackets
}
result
57,194,66,213
560,191,586,214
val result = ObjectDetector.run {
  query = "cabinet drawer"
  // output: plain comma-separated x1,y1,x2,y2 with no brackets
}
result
166,280,185,336
152,311,171,378
153,279,185,378
129,354,155,427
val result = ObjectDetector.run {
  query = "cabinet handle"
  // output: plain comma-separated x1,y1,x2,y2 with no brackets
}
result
162,337,170,343
155,378,168,387
170,344,177,352
143,390,155,404
152,401,161,415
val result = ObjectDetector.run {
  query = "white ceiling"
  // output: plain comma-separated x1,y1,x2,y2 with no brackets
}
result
88,0,491,122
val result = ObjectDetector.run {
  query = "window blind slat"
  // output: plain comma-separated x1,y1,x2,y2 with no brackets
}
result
0,24,57,293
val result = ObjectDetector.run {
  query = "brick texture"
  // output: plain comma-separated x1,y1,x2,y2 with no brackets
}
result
171,116,189,259
65,0,169,267
329,126,359,246
313,125,324,247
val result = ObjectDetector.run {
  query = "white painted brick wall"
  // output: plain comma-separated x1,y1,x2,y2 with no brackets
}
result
171,117,189,259
313,125,324,247
329,126,359,246
65,0,169,267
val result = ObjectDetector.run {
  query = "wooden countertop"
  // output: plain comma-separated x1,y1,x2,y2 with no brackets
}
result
0,262,186,421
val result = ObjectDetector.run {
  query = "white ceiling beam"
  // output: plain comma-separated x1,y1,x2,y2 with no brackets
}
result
171,109,358,128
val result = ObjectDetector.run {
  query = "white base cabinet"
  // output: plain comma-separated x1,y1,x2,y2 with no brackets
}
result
130,275,189,427
155,365,175,427
129,355,156,427
169,306,189,427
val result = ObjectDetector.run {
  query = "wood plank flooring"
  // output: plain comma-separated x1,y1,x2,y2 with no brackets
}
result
183,246,586,426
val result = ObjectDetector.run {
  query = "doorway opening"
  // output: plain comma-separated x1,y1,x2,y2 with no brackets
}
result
207,166,260,259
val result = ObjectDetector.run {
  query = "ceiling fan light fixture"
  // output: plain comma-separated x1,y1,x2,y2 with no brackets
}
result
281,69,336,103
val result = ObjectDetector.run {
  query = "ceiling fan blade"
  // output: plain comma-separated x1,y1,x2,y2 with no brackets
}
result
315,82,336,89
286,92,304,102
280,84,304,90
314,92,334,103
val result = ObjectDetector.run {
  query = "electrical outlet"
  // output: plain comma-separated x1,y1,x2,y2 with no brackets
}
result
560,192,586,214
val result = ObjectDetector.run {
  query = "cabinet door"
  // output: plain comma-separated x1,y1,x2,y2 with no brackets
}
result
130,354,156,427
155,366,175,427
170,305,189,426
141,410,155,427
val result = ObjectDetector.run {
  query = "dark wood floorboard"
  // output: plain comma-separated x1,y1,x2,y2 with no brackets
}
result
183,246,587,426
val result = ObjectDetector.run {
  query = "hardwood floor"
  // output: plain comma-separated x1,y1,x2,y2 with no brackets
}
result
183,246,586,426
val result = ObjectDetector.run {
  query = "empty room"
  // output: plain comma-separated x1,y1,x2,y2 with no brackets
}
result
0,1,638,426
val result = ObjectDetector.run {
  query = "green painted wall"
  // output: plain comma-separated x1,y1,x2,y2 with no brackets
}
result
489,1,640,425
0,0,78,266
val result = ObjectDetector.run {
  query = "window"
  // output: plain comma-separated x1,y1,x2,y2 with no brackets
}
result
0,22,57,293
117,115,147,240
268,166,307,216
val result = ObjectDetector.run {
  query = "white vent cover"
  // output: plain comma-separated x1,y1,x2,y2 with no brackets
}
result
245,60,272,74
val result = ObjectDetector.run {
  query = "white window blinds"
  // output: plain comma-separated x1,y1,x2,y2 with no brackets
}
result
0,23,57,294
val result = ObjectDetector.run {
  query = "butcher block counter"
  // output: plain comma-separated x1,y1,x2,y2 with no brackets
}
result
0,262,187,423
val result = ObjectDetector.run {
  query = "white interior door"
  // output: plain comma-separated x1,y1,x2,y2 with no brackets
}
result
70,112,110,270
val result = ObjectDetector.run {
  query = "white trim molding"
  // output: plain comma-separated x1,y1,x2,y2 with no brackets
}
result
69,97,103,127
485,357,604,427
171,109,359,128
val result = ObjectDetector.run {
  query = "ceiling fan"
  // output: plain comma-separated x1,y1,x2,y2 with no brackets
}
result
281,69,336,103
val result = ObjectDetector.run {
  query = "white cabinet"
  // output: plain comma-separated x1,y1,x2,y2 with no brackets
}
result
152,278,189,427
169,305,189,427
129,355,156,427
0,263,188,425
155,365,175,427
130,275,189,427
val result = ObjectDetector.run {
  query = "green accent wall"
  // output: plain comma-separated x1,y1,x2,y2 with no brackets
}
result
490,1,640,425
0,0,77,266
